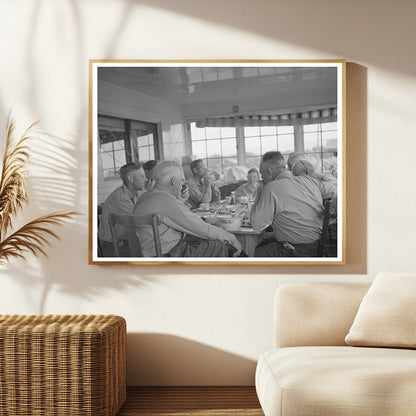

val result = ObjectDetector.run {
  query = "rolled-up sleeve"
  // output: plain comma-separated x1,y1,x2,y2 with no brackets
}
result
250,186,275,230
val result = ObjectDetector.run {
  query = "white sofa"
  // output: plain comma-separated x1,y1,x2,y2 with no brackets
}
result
255,281,416,416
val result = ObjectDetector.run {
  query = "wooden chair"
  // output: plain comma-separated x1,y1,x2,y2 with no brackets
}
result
97,204,104,257
108,214,163,257
317,199,332,257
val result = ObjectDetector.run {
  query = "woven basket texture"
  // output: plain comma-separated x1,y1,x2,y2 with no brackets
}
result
0,314,126,416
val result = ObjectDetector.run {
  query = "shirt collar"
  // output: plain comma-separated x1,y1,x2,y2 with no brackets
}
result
275,169,293,181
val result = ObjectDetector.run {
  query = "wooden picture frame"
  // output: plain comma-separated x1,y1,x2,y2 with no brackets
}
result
89,60,345,265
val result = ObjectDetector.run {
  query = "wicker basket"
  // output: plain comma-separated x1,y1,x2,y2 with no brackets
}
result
0,314,126,416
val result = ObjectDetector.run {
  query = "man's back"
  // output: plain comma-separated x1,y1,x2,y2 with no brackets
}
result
251,174,336,244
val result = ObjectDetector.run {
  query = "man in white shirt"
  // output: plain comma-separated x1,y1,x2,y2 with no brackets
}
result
186,159,221,209
251,151,336,257
98,162,147,256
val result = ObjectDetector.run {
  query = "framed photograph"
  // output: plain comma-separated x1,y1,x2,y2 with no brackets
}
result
89,60,345,265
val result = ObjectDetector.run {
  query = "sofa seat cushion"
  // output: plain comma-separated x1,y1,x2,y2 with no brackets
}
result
256,346,416,416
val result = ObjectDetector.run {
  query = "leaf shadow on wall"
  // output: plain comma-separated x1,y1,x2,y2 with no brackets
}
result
0,127,162,314
126,333,257,386
133,0,413,76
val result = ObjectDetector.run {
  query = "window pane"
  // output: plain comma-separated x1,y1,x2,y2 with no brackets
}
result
258,67,274,76
246,156,261,170
303,124,318,133
261,136,278,153
103,169,116,179
242,68,259,77
207,158,222,172
101,152,115,170
140,147,150,161
278,125,294,134
322,131,337,150
322,122,337,131
244,126,260,137
137,132,152,147
192,140,207,159
206,139,221,157
206,127,221,139
191,123,206,140
101,142,113,152
260,126,276,136
245,136,261,156
222,158,237,170
114,150,126,166
221,138,236,157
277,134,295,154
218,68,234,80
304,132,319,152
113,140,125,151
203,69,218,82
187,69,203,84
220,127,236,138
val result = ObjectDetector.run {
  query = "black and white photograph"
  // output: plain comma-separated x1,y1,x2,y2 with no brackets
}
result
89,60,345,264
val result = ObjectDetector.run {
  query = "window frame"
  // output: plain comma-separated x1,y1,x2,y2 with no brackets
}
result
186,116,336,174
98,114,162,181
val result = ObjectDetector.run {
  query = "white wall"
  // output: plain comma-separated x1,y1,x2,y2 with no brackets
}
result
0,0,415,385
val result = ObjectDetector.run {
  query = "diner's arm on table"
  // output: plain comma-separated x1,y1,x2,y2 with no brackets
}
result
250,186,274,231
161,201,241,250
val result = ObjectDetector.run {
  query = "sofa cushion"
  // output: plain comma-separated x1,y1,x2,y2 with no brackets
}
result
345,272,416,348
274,282,370,348
256,346,416,416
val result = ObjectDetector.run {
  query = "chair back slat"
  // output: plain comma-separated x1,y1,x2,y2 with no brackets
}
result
317,199,332,257
108,214,162,257
151,215,162,257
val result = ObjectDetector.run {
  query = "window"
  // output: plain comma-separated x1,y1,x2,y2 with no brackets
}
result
245,125,294,169
98,115,160,180
99,116,128,180
189,123,238,173
131,120,157,162
188,116,337,176
303,122,337,174
188,121,295,174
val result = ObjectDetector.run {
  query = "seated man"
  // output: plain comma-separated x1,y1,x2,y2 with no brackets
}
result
291,157,338,254
287,152,337,184
98,162,147,256
251,151,337,257
186,159,221,209
133,160,241,257
234,167,262,200
143,159,158,190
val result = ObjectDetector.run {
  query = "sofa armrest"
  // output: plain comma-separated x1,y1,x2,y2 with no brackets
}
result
274,282,370,348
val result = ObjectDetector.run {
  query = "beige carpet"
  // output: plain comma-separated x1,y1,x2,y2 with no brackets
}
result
117,386,264,416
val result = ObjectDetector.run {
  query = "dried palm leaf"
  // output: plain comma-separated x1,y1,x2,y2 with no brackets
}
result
0,115,79,264
0,116,37,238
0,212,78,264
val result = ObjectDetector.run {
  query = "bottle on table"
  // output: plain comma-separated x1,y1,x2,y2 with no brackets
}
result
230,191,236,205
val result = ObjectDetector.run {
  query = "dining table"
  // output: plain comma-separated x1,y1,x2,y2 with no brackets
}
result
192,201,266,257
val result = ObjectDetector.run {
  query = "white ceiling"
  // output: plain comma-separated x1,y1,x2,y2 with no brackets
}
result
98,65,338,116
